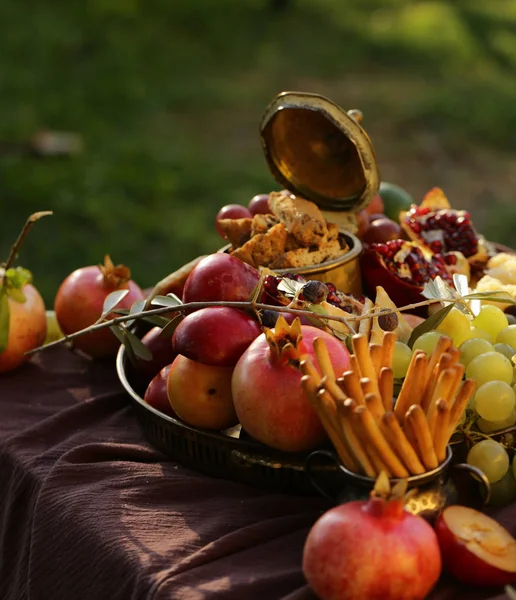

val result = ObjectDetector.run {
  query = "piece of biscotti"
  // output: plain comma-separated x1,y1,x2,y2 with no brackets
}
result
251,213,279,236
231,223,288,268
268,191,328,247
217,217,253,249
276,238,345,269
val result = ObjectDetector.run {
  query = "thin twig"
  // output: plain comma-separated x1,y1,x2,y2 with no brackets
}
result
2,211,53,286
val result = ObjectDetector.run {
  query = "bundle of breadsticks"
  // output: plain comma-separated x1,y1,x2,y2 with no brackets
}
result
300,332,476,478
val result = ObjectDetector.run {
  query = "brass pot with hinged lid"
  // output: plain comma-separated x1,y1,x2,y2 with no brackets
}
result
258,91,381,295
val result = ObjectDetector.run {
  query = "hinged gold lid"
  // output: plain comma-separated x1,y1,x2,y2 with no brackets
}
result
260,91,380,212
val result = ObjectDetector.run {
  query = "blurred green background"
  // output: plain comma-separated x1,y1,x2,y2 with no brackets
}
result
2,0,516,304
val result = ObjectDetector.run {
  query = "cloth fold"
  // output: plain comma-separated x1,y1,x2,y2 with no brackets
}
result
0,347,513,599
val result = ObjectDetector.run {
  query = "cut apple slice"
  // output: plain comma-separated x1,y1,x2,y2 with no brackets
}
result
435,505,516,587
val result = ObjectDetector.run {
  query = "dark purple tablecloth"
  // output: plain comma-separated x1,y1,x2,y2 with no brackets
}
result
0,347,513,600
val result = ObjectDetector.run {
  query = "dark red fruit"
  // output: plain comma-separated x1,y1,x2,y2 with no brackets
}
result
248,194,271,215
136,326,178,383
215,204,252,238
362,218,402,245
360,240,453,316
356,209,370,238
172,307,261,367
182,253,260,304
144,364,177,417
365,193,385,216
368,213,387,223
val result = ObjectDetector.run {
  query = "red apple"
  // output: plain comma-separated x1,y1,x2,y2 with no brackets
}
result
215,204,252,238
136,326,178,383
144,364,177,417
435,506,516,587
248,193,271,215
182,253,260,305
362,218,402,245
172,306,261,366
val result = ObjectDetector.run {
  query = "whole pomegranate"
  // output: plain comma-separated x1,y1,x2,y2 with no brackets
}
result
0,267,47,373
231,316,350,453
303,475,442,600
54,255,145,359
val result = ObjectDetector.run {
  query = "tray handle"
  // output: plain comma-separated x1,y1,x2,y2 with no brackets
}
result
304,449,340,502
451,462,491,506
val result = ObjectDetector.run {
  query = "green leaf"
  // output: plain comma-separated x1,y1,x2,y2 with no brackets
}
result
142,314,172,328
505,586,516,600
248,276,264,303
102,289,129,316
125,298,147,328
124,328,153,361
110,325,137,366
6,287,27,303
0,291,10,353
421,276,459,302
407,303,455,348
151,294,182,309
463,291,516,304
277,277,304,297
159,314,182,338
5,267,32,289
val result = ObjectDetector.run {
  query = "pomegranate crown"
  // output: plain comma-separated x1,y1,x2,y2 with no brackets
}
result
98,255,131,288
263,314,304,363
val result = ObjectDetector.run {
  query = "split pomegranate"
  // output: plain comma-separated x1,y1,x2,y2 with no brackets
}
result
401,187,487,265
303,475,442,600
360,239,454,314
435,505,516,586
54,255,145,359
231,316,350,453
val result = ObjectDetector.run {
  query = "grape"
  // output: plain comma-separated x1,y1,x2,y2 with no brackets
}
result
465,351,514,387
477,410,516,433
507,313,516,326
471,305,508,341
437,307,471,347
459,338,494,368
467,327,493,343
467,439,510,483
412,331,444,355
494,343,516,361
489,470,516,507
496,324,516,349
392,342,413,379
474,381,516,421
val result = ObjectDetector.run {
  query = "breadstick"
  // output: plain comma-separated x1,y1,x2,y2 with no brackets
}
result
349,409,391,477
360,377,375,397
420,336,452,407
380,411,425,475
299,357,322,386
340,370,365,405
321,375,347,404
406,404,439,470
427,368,457,437
349,354,362,380
301,375,358,471
403,415,423,462
337,399,377,477
379,367,394,411
421,351,454,413
352,334,381,397
365,392,385,423
370,344,384,378
313,337,336,382
317,389,360,472
448,363,465,403
433,398,451,463
448,378,476,438
381,332,397,371
354,405,409,478
393,351,427,424
447,346,461,364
